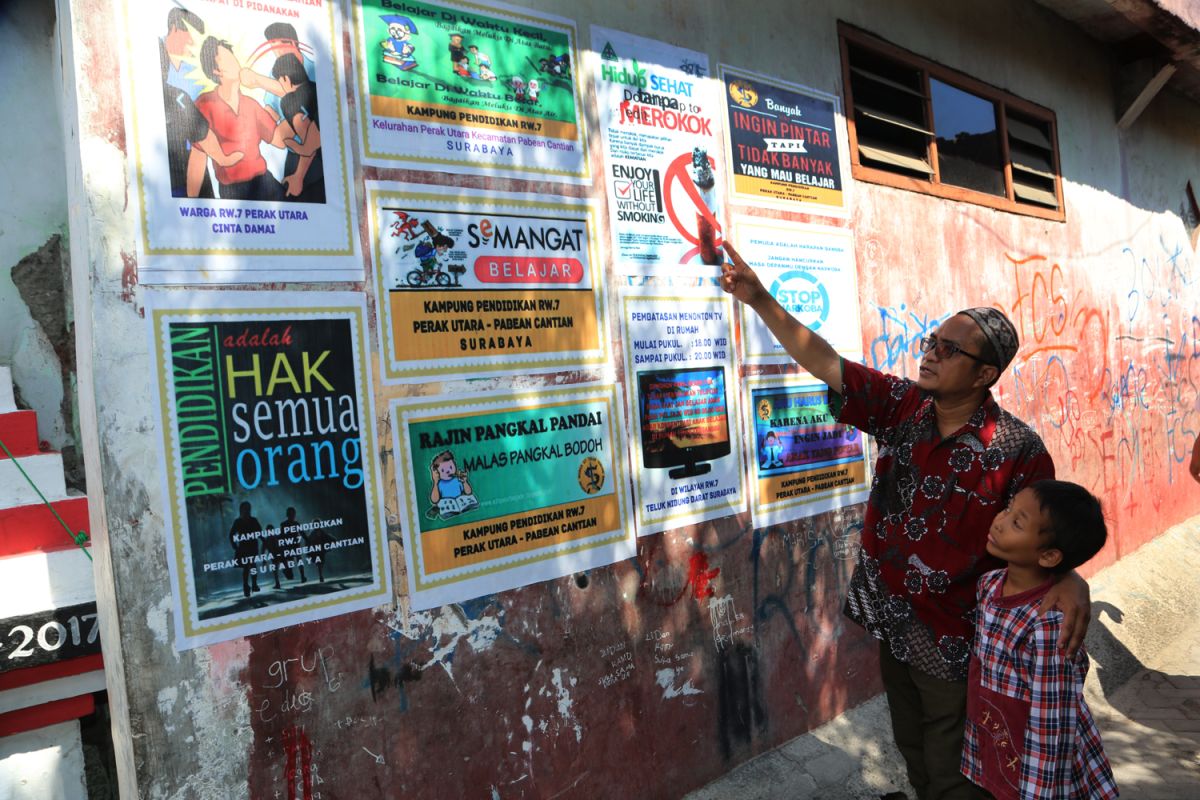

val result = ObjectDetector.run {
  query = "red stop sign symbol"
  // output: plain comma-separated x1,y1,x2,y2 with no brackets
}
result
662,151,724,265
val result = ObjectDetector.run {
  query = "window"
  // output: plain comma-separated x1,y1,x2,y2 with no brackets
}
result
839,23,1065,220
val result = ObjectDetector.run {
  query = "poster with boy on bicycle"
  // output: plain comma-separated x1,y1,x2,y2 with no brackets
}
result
368,182,610,384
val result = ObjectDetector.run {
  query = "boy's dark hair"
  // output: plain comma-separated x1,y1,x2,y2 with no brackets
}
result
167,8,204,36
271,53,309,85
264,22,299,42
199,37,233,82
1030,479,1107,573
431,233,454,248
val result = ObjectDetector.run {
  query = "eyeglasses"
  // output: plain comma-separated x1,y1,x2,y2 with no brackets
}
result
919,335,993,365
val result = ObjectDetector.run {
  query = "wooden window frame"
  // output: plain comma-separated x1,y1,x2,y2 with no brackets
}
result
839,22,1066,222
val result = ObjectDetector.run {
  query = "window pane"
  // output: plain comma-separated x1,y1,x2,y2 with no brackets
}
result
930,79,1004,196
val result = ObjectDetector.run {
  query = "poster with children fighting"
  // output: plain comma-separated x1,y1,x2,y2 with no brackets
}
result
118,0,359,282
350,0,590,181
146,291,389,650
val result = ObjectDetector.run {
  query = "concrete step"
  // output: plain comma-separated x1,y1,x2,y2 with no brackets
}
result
0,497,90,557
0,410,39,458
0,454,67,509
0,548,95,620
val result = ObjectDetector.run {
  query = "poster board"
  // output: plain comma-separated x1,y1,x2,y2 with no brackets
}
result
146,291,389,649
349,0,590,182
119,0,360,282
590,26,726,277
744,374,871,529
367,182,610,384
391,384,634,609
618,288,747,535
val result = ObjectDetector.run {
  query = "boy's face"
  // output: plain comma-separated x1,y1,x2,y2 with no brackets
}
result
986,488,1060,568
450,35,463,46
389,23,410,41
436,459,457,480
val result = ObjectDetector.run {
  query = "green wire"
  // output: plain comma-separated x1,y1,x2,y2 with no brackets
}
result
0,437,92,561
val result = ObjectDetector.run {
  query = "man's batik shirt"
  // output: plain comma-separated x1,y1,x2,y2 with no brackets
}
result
836,360,1055,680
961,570,1118,799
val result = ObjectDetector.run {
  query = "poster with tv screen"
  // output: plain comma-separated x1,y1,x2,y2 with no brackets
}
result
618,288,747,535
744,374,870,529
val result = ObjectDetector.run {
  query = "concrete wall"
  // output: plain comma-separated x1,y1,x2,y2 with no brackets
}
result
0,1,78,480
51,0,1200,798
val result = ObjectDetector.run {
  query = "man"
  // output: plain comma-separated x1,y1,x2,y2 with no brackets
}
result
228,501,262,598
721,242,1090,800
195,37,287,201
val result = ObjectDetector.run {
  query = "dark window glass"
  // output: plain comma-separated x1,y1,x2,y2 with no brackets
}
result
931,79,1004,196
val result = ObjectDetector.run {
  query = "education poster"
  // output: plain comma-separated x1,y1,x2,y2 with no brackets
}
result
618,289,747,535
745,375,870,529
732,218,864,366
720,65,848,215
590,26,726,276
350,0,589,182
146,291,389,650
119,0,359,282
367,182,609,383
391,385,633,609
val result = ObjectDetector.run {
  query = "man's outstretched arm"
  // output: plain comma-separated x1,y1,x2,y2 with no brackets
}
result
721,240,843,390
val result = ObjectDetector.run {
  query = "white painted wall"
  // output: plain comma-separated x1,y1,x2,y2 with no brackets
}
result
0,1,70,449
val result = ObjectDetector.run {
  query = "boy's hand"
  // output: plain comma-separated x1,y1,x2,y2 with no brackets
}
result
720,241,767,306
1038,571,1091,655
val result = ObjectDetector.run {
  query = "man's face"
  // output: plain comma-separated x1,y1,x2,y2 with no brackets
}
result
165,25,193,57
215,45,241,84
916,314,992,396
450,35,463,46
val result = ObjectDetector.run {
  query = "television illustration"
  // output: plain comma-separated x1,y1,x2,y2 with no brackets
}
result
637,366,732,480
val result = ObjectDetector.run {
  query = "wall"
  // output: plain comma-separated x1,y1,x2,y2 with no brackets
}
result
53,0,1200,798
0,1,78,479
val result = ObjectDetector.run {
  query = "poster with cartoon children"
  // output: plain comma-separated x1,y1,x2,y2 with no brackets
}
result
349,0,589,181
119,0,358,282
391,384,634,609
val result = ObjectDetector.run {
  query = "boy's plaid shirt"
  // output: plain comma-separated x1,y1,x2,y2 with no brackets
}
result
961,569,1118,799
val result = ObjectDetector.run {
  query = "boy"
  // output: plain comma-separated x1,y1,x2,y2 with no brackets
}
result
962,480,1118,799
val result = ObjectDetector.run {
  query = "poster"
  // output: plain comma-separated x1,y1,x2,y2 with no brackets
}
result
350,0,589,181
147,291,389,650
732,218,864,366
720,65,848,215
368,182,609,383
590,26,726,276
619,289,747,535
745,376,870,528
391,385,633,609
119,0,359,282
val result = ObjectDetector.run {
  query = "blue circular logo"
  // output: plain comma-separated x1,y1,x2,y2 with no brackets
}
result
769,270,830,330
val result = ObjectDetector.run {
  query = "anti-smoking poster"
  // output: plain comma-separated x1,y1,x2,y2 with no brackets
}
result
590,27,726,276
391,385,634,609
745,375,870,528
720,65,848,215
732,218,864,366
119,0,359,282
350,0,589,181
619,289,747,535
147,291,389,650
368,182,609,383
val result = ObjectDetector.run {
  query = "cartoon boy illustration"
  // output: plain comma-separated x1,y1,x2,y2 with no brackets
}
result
416,233,454,278
761,430,784,468
429,451,478,518
380,15,418,70
468,45,496,81
448,32,467,73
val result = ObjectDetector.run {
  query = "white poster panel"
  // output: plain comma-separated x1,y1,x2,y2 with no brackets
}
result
366,182,609,384
744,374,871,529
732,218,864,365
146,291,390,649
590,27,726,277
348,0,590,182
619,288,747,535
119,0,360,282
391,384,634,609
